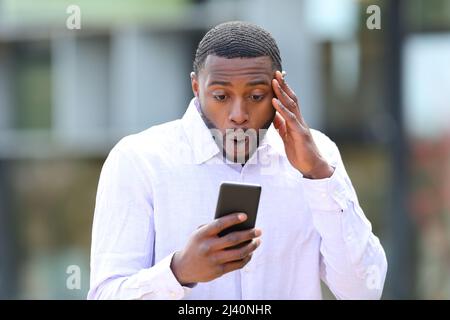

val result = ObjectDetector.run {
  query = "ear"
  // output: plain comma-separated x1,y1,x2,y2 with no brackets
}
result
190,72,199,98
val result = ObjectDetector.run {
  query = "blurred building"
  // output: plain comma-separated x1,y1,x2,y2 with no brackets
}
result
0,0,449,299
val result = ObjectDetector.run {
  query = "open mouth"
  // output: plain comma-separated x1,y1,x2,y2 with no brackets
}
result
226,131,248,143
231,136,248,143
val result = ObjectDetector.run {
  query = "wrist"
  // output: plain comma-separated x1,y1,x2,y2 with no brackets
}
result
302,159,334,179
170,251,187,285
170,251,192,286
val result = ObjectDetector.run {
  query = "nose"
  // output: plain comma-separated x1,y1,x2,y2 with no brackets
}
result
228,100,249,126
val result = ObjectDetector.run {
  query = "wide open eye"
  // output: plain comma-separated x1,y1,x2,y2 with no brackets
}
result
213,94,227,102
250,94,265,102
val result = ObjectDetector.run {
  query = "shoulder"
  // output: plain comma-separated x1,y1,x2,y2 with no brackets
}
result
113,119,186,158
101,119,188,176
310,128,336,150
310,128,341,166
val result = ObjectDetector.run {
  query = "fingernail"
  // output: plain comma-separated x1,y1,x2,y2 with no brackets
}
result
238,213,247,221
255,229,262,237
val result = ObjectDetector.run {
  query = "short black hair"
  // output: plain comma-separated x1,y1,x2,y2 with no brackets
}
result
193,21,282,74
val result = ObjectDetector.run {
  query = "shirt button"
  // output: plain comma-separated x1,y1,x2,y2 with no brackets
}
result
244,266,250,273
170,291,177,298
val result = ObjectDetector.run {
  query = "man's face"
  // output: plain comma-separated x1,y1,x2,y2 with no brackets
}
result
191,55,276,163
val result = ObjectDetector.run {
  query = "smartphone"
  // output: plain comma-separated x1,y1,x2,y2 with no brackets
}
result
214,181,262,239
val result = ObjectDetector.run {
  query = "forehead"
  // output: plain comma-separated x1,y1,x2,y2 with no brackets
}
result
200,55,274,84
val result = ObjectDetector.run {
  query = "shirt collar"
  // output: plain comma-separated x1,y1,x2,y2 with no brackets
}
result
181,97,285,165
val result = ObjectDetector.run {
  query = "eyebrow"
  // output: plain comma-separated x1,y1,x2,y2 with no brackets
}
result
208,80,232,87
207,79,270,87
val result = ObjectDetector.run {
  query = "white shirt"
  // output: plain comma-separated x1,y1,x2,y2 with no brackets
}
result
88,97,387,300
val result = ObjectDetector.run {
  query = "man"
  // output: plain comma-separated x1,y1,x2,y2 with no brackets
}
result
88,21,387,300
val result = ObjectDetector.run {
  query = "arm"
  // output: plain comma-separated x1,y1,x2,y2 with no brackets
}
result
88,139,190,299
271,70,387,299
302,131,387,299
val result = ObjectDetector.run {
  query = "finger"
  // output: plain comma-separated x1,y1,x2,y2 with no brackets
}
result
211,228,262,251
272,79,297,115
273,112,287,139
221,253,253,274
272,98,297,127
276,70,298,104
200,212,247,237
214,238,261,264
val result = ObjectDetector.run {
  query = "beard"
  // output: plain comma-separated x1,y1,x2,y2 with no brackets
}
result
195,98,275,164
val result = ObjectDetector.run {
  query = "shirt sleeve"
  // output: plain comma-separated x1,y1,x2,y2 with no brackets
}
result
87,137,193,300
301,131,388,300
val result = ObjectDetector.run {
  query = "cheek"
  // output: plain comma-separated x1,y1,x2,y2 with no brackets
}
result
199,98,229,128
251,100,275,125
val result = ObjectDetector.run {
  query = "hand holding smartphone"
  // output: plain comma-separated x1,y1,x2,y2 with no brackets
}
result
170,182,262,285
